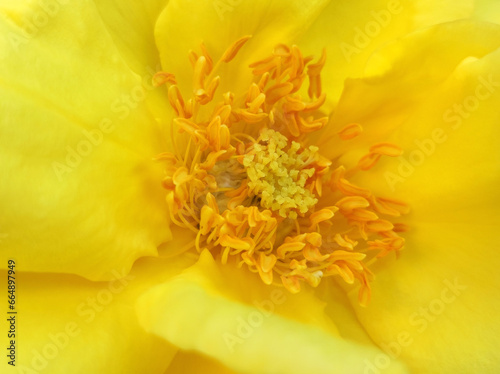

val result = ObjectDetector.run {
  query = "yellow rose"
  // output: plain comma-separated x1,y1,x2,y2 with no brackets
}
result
1,1,499,373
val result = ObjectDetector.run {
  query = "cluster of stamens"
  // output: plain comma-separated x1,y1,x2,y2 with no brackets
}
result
154,36,409,305
243,129,326,219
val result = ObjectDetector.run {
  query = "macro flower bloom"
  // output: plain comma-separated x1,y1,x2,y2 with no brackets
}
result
1,1,500,373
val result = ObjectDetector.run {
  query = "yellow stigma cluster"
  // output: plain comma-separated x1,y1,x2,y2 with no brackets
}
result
155,36,409,305
243,129,318,219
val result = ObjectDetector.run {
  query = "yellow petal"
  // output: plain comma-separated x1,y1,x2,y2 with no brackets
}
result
154,0,330,98
91,0,169,75
0,254,195,373
323,20,500,374
295,0,475,107
473,0,500,25
349,220,500,373
137,250,409,374
165,350,237,374
319,20,500,168
0,2,173,279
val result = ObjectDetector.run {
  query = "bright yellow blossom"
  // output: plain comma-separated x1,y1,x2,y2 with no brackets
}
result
1,1,500,373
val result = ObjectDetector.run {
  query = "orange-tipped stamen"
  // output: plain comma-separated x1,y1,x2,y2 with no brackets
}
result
154,38,409,305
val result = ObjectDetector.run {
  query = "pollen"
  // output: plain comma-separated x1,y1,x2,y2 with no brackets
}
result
154,36,409,306
243,129,318,219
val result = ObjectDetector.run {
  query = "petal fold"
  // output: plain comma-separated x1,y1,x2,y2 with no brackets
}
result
137,250,409,374
295,0,476,106
0,1,174,279
0,254,195,373
320,19,500,374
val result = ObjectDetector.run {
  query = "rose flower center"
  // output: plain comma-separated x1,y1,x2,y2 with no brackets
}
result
154,36,409,306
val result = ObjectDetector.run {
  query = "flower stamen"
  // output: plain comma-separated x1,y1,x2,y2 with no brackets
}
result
155,37,409,305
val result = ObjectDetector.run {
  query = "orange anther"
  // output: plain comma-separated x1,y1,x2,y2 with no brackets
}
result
172,167,193,185
327,263,355,284
366,219,394,232
265,82,294,104
336,196,370,211
332,234,358,250
200,42,213,72
200,205,222,235
259,252,277,273
303,246,329,262
247,93,266,113
193,55,208,92
246,83,261,103
153,71,176,86
283,95,306,112
337,179,372,198
276,241,306,259
370,143,403,157
200,150,226,170
309,208,337,227
348,208,379,221
304,93,326,112
281,275,301,293
307,48,326,76
219,235,252,250
338,123,363,140
304,232,322,247
221,35,252,63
